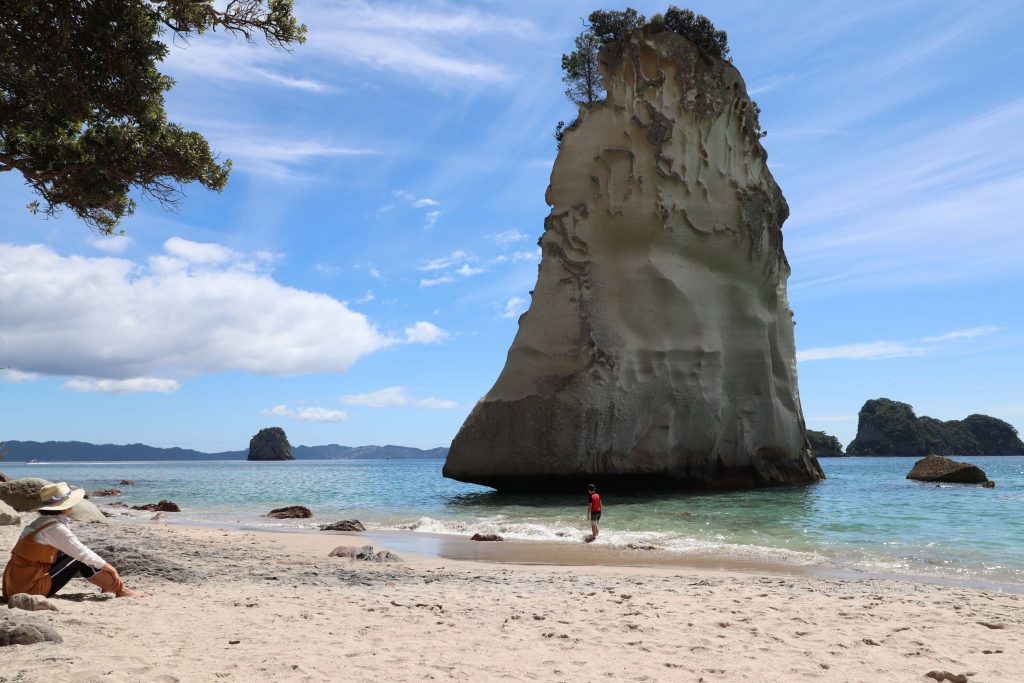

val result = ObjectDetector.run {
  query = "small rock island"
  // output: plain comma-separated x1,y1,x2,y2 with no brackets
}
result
806,430,844,458
847,398,1024,456
247,427,294,461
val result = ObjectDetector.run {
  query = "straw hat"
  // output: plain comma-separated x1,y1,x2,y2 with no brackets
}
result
36,482,86,512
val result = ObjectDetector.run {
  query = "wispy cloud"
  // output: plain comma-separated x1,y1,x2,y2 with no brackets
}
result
922,326,1000,343
501,296,527,319
88,235,134,255
419,251,468,271
263,404,349,422
798,326,1001,362
302,0,535,86
64,377,181,394
338,386,457,409
489,230,529,247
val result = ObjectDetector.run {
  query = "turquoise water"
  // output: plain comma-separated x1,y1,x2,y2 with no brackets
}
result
4,457,1023,585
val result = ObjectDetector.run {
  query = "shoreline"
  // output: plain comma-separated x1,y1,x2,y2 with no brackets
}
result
132,514,1024,595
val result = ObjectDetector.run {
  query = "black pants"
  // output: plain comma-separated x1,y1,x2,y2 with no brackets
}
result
47,552,98,597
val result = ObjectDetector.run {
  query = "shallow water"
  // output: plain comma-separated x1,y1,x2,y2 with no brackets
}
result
4,456,1022,585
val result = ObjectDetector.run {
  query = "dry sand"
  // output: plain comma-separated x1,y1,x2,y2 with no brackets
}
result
1,520,1021,682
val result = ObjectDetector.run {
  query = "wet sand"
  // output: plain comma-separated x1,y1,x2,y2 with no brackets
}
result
1,520,1022,682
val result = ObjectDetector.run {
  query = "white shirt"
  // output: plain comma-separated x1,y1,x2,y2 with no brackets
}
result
21,514,106,571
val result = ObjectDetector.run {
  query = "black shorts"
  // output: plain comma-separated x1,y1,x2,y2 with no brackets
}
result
590,511,601,523
47,552,99,597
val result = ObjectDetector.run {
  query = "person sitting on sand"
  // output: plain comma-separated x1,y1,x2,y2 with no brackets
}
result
2,482,144,600
586,483,602,541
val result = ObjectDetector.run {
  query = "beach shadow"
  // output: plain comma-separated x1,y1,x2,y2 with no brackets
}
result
54,591,113,603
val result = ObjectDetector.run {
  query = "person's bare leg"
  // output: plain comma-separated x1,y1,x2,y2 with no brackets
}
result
591,522,599,539
88,564,146,597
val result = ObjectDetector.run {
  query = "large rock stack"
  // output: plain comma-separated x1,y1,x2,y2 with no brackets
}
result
247,427,294,461
444,24,823,491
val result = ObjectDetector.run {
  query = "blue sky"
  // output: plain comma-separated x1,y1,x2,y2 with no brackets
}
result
1,0,1022,452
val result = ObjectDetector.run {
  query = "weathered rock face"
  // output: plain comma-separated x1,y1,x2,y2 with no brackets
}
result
248,427,293,461
444,27,823,491
806,430,845,457
906,455,988,484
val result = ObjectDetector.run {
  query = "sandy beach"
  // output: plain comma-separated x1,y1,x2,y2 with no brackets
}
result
1,519,1021,682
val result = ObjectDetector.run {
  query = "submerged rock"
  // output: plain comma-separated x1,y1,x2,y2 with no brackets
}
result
267,505,311,519
319,519,365,532
131,500,181,512
89,488,122,497
444,24,822,491
119,480,137,485
248,427,293,461
470,533,504,542
906,455,988,484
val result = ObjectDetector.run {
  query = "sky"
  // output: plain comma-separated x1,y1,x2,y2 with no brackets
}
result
1,0,1022,452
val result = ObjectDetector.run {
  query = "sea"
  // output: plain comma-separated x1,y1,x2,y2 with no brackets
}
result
4,457,1022,589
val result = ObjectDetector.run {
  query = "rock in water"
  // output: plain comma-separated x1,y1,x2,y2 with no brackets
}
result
907,455,988,484
444,25,823,491
806,430,844,458
319,519,366,532
267,505,312,519
131,500,181,512
247,427,294,461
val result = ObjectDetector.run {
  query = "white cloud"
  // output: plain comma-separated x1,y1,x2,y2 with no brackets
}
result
419,251,468,271
356,289,375,304
338,386,457,409
797,341,924,362
512,249,541,262
63,377,181,394
88,235,134,254
501,296,527,319
0,369,38,383
262,404,349,423
455,264,485,277
164,237,238,264
489,230,528,247
0,241,400,382
922,326,1000,343
315,262,341,275
404,321,448,344
424,210,441,229
413,198,440,208
420,274,454,287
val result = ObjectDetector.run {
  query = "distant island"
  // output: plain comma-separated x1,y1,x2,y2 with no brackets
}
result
806,430,844,458
0,440,448,462
846,398,1024,456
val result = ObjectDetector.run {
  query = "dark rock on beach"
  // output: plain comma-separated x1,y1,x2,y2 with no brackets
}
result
470,533,504,542
267,505,311,519
0,617,63,646
906,455,988,484
132,500,181,512
248,427,294,461
0,472,8,483
328,545,401,562
89,488,122,497
319,519,365,532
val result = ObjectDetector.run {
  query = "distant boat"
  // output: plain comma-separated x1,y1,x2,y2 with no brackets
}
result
26,459,39,464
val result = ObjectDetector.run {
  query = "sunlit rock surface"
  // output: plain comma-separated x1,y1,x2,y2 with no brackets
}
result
444,27,823,491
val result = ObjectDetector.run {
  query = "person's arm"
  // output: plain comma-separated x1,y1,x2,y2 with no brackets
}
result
586,502,591,520
36,522,107,571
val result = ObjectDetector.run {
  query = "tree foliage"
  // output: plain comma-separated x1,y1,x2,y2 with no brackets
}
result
662,6,730,60
0,1,306,234
561,32,603,109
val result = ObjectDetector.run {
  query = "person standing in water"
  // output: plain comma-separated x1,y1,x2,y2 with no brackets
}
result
586,484,602,542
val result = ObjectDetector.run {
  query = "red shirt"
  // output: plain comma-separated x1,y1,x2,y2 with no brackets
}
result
589,492,602,512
